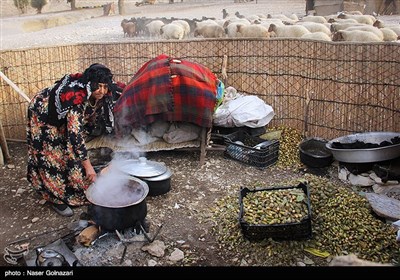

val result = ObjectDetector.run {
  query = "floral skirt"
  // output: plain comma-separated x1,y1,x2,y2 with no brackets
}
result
26,94,90,206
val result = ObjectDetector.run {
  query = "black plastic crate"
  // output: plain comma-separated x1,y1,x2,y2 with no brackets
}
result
239,183,312,241
224,130,279,168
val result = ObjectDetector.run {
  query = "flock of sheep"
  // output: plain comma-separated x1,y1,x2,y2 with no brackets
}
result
120,9,400,42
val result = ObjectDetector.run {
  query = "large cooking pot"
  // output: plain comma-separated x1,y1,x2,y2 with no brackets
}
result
86,175,149,231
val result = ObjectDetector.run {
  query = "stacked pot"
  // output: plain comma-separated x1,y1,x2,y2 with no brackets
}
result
118,157,173,197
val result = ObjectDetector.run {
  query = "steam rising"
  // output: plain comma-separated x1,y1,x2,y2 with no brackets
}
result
87,143,148,207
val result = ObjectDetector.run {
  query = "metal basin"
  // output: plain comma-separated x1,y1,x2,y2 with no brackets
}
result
326,132,400,163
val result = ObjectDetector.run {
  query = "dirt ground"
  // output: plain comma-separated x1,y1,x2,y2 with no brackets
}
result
1,0,400,271
0,137,307,268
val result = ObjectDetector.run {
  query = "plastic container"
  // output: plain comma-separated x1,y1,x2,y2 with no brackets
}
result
239,183,312,241
224,130,279,168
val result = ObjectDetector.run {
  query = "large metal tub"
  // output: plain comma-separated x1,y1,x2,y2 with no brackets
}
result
326,132,400,163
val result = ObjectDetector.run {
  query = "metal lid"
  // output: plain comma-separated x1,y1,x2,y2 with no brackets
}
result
144,167,173,181
118,157,167,178
86,176,149,208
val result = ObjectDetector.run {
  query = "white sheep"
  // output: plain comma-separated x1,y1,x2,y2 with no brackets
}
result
160,23,185,40
337,13,376,25
267,14,298,24
268,24,310,38
236,24,270,38
194,24,225,38
332,30,382,42
301,32,332,41
196,19,219,29
374,20,400,36
380,27,400,41
301,15,328,24
330,22,366,32
145,20,165,38
225,21,249,37
344,25,384,41
171,20,191,38
296,22,331,35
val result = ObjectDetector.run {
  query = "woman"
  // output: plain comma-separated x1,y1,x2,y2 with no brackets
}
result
26,63,124,217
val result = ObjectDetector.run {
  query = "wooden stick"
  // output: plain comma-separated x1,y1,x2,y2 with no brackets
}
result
221,55,228,85
0,70,31,103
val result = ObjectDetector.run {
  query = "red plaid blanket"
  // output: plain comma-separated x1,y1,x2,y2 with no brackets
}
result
113,54,218,136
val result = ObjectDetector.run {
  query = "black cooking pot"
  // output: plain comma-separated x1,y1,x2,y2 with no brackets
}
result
86,176,149,231
299,138,333,168
140,167,173,196
87,201,147,231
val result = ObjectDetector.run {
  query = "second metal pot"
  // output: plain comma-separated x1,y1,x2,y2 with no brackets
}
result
139,167,173,197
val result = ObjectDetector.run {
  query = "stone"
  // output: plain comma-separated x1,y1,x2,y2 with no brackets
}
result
348,173,374,187
365,193,400,220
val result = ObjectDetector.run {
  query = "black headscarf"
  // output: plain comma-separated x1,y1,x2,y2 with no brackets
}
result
47,64,120,130
80,63,113,93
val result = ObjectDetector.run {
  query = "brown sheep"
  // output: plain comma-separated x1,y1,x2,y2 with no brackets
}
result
121,19,136,37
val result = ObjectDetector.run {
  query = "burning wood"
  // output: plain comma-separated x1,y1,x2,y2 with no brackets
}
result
77,225,100,247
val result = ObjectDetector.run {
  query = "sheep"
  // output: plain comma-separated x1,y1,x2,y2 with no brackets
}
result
225,22,243,37
195,19,219,29
296,22,331,35
257,19,285,34
337,13,376,25
121,19,136,37
268,23,310,38
222,9,229,19
330,22,366,32
246,14,260,23
373,20,400,36
235,11,245,19
383,25,400,37
301,15,328,24
332,30,382,42
236,24,270,38
267,13,297,24
327,17,359,24
344,25,384,41
160,23,185,40
301,32,332,41
145,20,165,38
380,27,400,41
223,18,251,27
171,19,191,38
194,24,225,38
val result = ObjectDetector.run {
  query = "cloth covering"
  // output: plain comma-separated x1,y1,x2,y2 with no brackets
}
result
113,54,218,137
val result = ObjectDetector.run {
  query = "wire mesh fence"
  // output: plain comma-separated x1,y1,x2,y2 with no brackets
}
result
0,38,399,141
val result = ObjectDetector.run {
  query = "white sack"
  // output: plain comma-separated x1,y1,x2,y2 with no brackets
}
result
163,123,201,144
213,95,275,128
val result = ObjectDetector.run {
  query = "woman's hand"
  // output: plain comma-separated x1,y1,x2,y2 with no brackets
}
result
82,159,97,183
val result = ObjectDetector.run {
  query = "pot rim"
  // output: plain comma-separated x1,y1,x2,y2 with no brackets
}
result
118,157,167,178
142,167,173,181
86,176,149,208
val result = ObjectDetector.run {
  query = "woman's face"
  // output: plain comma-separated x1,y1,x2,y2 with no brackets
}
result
91,83,108,100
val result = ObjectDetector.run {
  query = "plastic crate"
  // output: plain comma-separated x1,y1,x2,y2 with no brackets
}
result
239,183,312,241
224,130,279,168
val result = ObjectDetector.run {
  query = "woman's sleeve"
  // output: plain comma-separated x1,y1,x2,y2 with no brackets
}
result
66,105,88,161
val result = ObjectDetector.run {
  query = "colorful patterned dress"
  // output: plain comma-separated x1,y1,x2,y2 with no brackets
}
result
26,74,115,206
